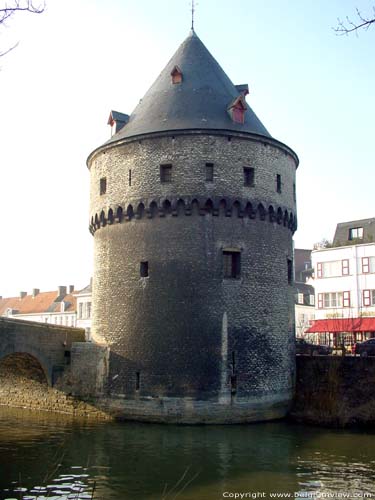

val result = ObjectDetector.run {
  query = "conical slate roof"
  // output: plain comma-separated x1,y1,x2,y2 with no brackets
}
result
105,30,271,144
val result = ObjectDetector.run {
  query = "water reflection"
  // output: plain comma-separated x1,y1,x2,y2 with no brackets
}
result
0,407,374,499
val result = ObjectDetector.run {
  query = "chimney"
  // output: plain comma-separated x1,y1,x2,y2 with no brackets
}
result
19,291,27,299
57,286,67,298
32,288,40,298
68,285,74,294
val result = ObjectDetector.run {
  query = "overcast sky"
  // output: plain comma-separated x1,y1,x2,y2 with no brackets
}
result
1,0,374,297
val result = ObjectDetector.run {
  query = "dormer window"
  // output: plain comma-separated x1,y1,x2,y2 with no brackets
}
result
171,65,183,84
228,96,247,124
349,227,363,240
107,110,129,137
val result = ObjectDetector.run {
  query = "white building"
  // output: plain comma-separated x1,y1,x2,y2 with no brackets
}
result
295,282,315,338
308,218,375,347
75,281,92,340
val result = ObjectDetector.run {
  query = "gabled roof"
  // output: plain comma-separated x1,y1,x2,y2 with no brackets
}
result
104,30,271,145
0,291,76,316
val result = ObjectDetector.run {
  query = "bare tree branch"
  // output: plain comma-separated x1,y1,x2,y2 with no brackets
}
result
0,0,45,57
334,6,375,36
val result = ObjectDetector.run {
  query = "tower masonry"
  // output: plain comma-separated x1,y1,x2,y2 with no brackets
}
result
87,30,299,423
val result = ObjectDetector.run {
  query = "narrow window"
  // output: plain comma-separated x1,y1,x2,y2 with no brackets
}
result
243,167,255,187
362,257,370,274
318,293,323,309
135,372,140,391
287,258,293,284
276,174,282,193
87,302,92,318
171,65,182,84
78,303,83,319
223,250,241,279
293,183,296,202
160,164,172,183
342,259,349,275
140,261,149,278
343,291,351,308
230,351,237,394
129,169,132,186
205,163,214,182
317,262,322,278
363,290,371,306
100,177,107,195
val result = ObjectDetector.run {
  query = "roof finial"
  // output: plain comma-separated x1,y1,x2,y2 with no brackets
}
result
191,0,195,31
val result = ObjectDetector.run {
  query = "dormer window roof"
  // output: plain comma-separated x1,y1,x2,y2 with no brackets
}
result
235,84,249,96
228,95,247,124
107,110,129,137
171,65,183,84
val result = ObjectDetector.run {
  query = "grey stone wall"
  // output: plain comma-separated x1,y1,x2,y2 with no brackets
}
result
88,131,298,423
291,356,375,427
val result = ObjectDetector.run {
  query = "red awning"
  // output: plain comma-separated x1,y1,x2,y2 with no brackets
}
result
307,317,375,333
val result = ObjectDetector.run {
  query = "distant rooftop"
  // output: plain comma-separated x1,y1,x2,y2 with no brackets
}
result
333,217,375,246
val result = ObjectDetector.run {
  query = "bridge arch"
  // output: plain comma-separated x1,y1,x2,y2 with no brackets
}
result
0,351,50,386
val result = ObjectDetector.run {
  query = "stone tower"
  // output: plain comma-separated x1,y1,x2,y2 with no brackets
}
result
87,30,298,423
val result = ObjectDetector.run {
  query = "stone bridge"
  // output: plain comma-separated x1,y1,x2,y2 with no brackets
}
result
0,317,86,385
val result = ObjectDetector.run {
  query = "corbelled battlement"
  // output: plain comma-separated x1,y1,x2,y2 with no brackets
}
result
89,197,297,235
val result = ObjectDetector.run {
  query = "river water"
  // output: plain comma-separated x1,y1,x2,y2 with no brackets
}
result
0,407,374,500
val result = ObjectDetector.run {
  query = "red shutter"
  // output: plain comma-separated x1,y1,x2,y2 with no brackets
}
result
317,262,322,278
342,259,349,276
318,293,323,309
362,257,370,274
363,289,371,306
343,291,351,308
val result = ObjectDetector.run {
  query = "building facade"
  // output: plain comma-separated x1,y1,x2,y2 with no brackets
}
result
295,282,315,339
0,286,77,327
87,30,299,423
75,281,93,340
309,218,375,347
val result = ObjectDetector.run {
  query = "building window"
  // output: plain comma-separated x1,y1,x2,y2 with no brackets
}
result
348,227,363,240
243,167,255,187
205,163,214,182
342,259,349,275
223,250,241,279
276,174,282,193
362,257,375,274
363,289,375,306
160,164,172,183
86,302,92,319
287,258,293,284
293,183,296,202
318,291,351,309
297,293,304,304
135,371,141,391
140,261,149,278
100,177,107,195
317,260,350,278
129,169,132,186
78,303,83,319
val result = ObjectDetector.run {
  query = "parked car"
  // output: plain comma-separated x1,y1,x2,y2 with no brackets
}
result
353,338,375,357
296,338,332,356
